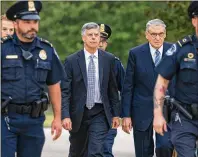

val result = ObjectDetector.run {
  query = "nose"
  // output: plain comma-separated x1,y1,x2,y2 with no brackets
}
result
155,35,160,40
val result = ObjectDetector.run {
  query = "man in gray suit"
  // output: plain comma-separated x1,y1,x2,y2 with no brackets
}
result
61,22,120,157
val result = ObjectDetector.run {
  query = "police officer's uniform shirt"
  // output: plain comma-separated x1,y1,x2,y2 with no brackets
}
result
156,35,198,104
84,48,102,103
1,33,65,103
149,43,163,63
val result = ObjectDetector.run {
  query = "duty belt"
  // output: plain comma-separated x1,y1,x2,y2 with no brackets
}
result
8,104,32,114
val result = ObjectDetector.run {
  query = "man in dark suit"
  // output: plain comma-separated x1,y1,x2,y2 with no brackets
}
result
121,19,173,157
61,22,120,157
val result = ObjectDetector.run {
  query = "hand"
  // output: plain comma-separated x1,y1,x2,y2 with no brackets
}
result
122,117,132,134
51,118,62,141
112,117,120,129
62,118,72,131
153,113,167,136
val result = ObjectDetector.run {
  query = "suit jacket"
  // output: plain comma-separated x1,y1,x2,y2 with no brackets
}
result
121,42,172,131
61,49,120,132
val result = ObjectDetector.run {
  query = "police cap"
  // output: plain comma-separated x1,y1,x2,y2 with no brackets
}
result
98,24,112,39
6,0,42,21
188,1,198,18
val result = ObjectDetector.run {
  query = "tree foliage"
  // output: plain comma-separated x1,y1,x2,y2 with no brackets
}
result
1,1,191,65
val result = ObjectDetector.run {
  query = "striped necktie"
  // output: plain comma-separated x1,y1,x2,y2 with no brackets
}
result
154,50,161,66
86,55,95,109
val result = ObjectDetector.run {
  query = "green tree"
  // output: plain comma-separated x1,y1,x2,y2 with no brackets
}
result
1,1,191,65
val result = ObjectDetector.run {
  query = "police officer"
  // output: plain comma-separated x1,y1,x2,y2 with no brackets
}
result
1,1,64,157
98,23,125,157
153,1,198,157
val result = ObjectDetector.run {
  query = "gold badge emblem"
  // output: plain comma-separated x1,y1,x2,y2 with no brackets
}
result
28,0,36,11
39,50,47,60
100,24,105,33
188,53,194,59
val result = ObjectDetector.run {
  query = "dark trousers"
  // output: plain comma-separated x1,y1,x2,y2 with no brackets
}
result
133,122,173,157
69,104,109,157
171,110,198,157
103,129,117,157
1,113,45,157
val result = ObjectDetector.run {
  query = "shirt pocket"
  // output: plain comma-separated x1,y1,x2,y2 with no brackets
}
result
2,59,23,81
179,61,198,84
35,60,51,82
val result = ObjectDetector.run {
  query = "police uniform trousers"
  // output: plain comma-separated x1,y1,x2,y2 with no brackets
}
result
133,122,173,157
69,104,109,157
103,128,117,157
1,112,45,157
171,109,198,157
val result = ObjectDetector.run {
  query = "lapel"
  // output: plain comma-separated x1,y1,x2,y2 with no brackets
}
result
98,49,104,87
77,50,87,89
141,43,155,86
162,42,170,57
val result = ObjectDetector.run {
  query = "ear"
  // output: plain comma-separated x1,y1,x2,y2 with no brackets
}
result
192,18,197,27
164,31,167,39
13,21,18,29
145,31,149,40
82,35,85,43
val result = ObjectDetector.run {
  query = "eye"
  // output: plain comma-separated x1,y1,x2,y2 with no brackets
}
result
2,28,8,31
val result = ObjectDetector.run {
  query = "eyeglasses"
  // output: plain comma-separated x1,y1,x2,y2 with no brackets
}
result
148,31,165,38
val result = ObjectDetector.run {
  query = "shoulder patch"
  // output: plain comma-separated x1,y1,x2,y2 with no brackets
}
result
40,38,53,47
1,35,13,43
177,35,192,47
165,44,177,56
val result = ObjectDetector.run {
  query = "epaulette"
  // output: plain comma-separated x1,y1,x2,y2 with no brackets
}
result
177,35,192,47
115,56,120,61
40,38,53,47
1,35,13,43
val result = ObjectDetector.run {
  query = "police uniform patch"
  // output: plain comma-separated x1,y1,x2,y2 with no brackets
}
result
188,53,194,59
184,58,196,62
39,50,47,60
6,55,18,59
166,44,177,56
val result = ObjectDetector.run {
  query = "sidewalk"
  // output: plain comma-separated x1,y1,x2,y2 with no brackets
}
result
42,127,135,157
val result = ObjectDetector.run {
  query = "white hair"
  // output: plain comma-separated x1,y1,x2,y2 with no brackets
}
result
146,19,166,31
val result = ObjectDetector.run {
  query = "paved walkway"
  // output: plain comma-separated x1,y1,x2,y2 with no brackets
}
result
42,127,135,157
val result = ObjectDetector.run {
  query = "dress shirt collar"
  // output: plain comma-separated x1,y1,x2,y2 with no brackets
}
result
149,43,163,56
84,48,98,60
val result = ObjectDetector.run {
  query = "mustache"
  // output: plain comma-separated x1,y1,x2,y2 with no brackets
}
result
27,29,38,33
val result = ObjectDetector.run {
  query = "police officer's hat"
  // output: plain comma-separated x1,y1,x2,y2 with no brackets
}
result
188,1,198,18
6,0,42,21
98,24,112,39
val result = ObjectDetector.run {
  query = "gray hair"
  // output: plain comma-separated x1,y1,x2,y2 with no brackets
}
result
146,19,166,31
81,22,99,36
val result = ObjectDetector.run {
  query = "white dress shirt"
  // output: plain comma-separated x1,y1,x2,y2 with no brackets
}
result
149,44,163,63
84,48,102,103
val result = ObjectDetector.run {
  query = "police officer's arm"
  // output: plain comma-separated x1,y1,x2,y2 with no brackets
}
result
47,51,65,140
48,83,62,140
121,50,135,134
153,74,169,135
153,44,179,135
61,58,72,131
